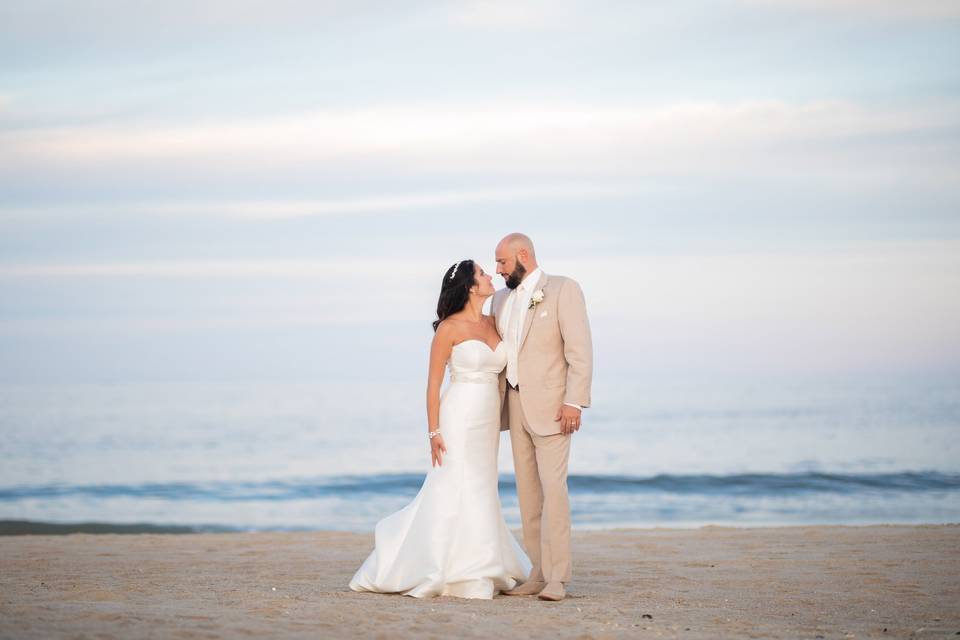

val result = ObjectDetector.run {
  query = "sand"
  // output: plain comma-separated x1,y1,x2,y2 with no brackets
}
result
1,524,958,639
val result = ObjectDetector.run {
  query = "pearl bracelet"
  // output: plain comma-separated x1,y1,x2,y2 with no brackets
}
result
428,430,441,439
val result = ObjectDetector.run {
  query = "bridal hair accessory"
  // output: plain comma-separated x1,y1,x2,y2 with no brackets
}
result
449,261,463,280
528,289,545,309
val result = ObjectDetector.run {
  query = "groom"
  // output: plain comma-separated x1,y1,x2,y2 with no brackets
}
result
492,233,593,602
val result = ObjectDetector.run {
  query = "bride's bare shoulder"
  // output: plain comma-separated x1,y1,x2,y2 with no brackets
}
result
433,319,457,340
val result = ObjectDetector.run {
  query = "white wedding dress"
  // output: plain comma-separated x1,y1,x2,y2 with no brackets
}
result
349,339,531,599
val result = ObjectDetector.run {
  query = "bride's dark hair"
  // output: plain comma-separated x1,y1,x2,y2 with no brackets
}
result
433,259,476,332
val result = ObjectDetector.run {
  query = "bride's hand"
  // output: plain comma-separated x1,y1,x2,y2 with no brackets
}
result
431,434,447,467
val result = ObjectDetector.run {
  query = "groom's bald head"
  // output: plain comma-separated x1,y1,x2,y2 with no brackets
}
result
497,233,537,261
495,232,538,288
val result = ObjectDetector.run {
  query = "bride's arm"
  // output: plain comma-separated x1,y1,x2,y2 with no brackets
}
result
427,322,454,466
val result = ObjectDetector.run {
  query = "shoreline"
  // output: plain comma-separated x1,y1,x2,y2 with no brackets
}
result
3,518,959,536
1,524,957,638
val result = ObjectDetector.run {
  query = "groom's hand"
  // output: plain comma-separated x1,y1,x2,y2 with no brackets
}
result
555,405,581,435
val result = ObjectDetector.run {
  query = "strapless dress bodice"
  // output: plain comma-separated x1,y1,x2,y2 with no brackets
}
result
448,340,506,383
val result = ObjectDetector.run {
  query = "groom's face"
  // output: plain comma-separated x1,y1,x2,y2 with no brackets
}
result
495,250,526,290
504,260,526,290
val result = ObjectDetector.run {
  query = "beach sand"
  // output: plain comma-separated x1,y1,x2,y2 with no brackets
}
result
1,524,957,639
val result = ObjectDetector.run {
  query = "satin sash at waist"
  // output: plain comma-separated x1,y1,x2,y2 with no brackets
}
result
449,372,499,384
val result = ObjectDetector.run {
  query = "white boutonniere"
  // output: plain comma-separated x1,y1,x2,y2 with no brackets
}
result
528,289,545,309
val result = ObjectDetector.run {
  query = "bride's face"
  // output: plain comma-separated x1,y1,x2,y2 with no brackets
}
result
472,264,495,297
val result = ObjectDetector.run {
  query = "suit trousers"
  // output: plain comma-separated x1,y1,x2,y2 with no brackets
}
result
507,386,572,584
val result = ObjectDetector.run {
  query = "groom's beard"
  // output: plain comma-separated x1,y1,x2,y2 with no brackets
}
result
505,262,526,290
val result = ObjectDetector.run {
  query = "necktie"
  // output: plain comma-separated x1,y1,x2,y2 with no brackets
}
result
506,287,523,387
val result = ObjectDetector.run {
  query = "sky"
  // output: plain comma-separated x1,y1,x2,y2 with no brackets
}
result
1,0,959,383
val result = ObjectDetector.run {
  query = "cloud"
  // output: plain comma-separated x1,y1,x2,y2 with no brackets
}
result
2,241,958,374
744,0,960,19
0,259,430,279
0,183,644,220
441,0,960,32
0,1,382,49
3,100,957,188
446,0,576,29
567,240,960,373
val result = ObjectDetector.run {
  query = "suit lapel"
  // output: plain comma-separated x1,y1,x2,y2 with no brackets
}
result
518,272,548,351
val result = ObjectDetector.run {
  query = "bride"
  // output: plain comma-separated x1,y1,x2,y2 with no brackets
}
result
348,259,531,599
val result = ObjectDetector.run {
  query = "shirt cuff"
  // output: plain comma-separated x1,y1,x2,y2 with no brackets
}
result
563,402,582,410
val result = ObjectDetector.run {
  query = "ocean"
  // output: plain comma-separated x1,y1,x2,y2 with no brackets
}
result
1,373,958,532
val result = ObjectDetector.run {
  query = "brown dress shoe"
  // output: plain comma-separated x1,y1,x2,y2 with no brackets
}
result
537,581,566,601
502,580,547,596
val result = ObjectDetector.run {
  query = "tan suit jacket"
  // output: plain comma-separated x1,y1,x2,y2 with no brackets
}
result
492,271,593,436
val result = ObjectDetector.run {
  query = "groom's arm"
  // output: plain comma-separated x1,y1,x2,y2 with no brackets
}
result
558,278,593,408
